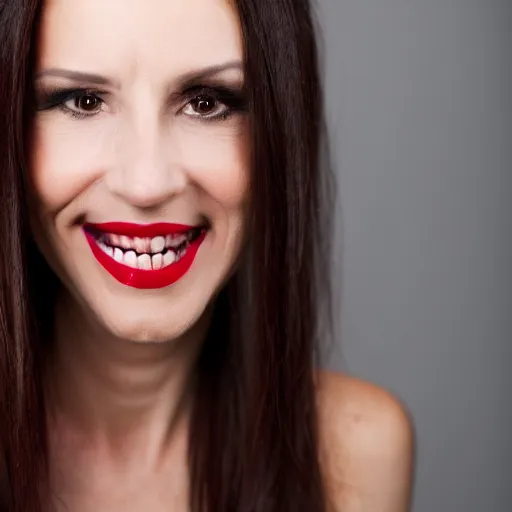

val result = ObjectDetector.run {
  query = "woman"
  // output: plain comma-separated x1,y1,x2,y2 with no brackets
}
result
0,0,414,510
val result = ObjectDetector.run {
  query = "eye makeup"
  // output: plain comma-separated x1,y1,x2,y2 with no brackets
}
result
35,86,108,119
179,84,247,122
34,82,248,123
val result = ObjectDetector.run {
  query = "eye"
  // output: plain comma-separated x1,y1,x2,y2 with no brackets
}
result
65,92,103,115
182,93,228,119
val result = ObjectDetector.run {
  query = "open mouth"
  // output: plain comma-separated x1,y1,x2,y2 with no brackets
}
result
83,222,207,289
85,225,204,270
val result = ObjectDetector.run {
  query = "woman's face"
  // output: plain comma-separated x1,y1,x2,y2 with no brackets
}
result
30,0,249,342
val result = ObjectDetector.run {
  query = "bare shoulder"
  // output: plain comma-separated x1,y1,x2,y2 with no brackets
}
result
315,371,415,512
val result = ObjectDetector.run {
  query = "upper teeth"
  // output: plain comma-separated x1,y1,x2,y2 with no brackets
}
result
151,236,165,253
103,245,178,270
104,233,191,254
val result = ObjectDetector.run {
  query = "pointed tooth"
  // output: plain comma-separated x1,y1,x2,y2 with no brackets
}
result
152,253,163,270
150,236,165,253
113,248,124,263
163,251,176,267
124,250,137,268
165,235,173,248
137,254,152,270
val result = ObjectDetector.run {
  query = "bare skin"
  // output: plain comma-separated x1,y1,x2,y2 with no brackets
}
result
30,0,414,510
47,368,413,512
317,373,414,512
45,294,201,511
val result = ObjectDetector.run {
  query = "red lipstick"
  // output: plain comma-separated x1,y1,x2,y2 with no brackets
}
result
83,222,207,289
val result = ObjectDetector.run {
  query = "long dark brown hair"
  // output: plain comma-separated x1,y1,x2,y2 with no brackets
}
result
0,0,335,510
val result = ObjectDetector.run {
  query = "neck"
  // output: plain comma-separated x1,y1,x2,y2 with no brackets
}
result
46,291,209,467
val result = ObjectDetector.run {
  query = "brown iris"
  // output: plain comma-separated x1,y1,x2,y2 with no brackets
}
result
75,93,100,112
191,95,217,115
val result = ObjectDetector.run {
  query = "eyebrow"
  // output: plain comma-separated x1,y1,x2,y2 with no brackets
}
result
35,61,244,89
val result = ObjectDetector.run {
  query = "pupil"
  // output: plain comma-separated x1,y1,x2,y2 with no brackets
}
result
77,94,97,111
195,96,215,114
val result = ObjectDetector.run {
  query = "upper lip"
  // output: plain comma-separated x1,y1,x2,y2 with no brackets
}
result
85,222,203,238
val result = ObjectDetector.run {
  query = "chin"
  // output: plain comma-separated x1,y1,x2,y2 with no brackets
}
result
40,220,240,346
104,319,199,345
78,285,215,345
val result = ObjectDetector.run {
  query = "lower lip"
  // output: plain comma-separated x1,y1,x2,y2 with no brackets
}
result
84,230,207,289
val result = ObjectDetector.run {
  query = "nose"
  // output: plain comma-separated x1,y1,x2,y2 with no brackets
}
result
105,123,187,209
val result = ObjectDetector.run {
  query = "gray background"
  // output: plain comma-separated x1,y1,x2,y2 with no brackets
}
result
315,2,512,511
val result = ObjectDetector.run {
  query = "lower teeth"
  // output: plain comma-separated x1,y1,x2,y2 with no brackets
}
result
97,242,185,269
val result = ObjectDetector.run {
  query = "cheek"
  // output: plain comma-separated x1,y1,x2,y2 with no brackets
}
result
175,124,250,210
29,118,112,212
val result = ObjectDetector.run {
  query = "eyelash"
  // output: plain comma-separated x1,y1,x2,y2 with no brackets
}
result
37,85,247,123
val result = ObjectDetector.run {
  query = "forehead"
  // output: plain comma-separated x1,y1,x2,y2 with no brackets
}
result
36,0,243,79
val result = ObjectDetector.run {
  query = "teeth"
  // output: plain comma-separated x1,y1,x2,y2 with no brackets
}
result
110,234,120,246
163,251,176,266
104,233,187,254
99,242,114,257
97,238,187,270
119,235,131,249
166,233,188,248
150,236,165,253
137,253,152,270
134,237,150,253
152,253,163,270
124,250,137,268
95,225,199,271
113,248,123,263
